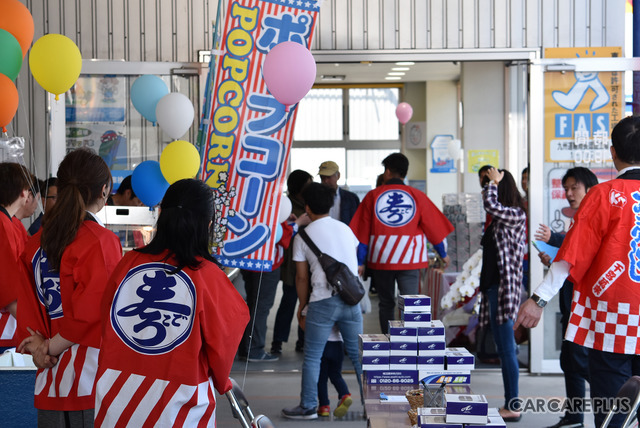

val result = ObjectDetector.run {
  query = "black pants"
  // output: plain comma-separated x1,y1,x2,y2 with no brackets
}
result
588,348,640,428
560,330,589,423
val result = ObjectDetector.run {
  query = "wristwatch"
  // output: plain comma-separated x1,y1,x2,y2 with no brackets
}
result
531,294,547,308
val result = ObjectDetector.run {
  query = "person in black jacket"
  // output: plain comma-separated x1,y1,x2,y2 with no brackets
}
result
317,161,360,225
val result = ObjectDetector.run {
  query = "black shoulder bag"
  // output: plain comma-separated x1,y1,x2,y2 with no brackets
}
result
298,229,365,306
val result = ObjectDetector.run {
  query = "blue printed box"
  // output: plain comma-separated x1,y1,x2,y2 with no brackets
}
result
389,355,417,370
401,311,432,326
418,321,445,342
417,355,445,371
364,370,419,385
420,416,462,428
418,341,446,356
445,351,475,371
399,294,431,312
465,416,506,428
359,334,390,357
388,321,417,342
445,394,488,424
419,371,471,385
390,341,418,356
362,355,389,371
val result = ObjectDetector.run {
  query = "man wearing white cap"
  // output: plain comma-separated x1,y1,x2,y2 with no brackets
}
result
317,161,360,225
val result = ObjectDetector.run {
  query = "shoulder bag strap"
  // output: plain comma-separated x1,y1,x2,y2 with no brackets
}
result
299,229,324,260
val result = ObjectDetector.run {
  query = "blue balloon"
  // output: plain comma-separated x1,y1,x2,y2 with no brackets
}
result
130,75,169,124
275,223,283,243
132,160,170,207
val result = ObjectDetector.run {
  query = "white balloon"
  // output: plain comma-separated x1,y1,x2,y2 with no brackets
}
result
278,196,292,224
156,93,195,140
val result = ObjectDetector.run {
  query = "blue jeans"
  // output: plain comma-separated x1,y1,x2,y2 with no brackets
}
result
486,286,519,411
318,340,350,407
300,295,363,409
241,268,280,357
373,269,420,334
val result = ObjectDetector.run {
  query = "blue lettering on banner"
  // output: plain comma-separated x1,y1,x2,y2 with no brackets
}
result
256,12,313,52
554,113,610,138
375,190,416,227
245,94,290,135
33,248,63,319
628,192,640,282
111,263,195,355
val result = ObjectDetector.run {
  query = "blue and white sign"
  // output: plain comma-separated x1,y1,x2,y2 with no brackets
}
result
375,189,416,227
111,263,196,355
430,134,456,173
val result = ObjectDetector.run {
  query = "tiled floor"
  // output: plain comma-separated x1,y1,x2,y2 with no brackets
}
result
216,279,596,427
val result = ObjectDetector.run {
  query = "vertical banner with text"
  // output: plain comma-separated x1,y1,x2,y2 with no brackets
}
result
544,47,622,164
201,0,320,271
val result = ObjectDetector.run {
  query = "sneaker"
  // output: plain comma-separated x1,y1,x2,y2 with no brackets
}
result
282,405,318,420
270,342,282,355
545,416,584,428
333,394,352,418
247,351,279,362
317,405,330,417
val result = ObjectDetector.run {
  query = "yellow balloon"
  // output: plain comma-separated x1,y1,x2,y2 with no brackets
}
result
29,34,81,100
160,140,201,184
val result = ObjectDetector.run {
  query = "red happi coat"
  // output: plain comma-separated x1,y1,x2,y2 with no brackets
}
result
17,220,122,410
94,250,249,428
0,210,27,347
558,176,640,354
350,183,454,270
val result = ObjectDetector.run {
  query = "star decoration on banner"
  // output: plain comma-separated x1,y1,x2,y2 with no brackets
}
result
231,259,238,266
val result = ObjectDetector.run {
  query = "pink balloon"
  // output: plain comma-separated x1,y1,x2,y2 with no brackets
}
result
396,102,413,125
262,41,316,111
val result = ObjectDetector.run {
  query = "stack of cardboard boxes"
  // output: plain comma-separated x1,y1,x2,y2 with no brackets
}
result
442,193,484,273
360,294,507,427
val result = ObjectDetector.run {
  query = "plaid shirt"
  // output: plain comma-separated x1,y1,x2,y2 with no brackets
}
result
479,183,527,327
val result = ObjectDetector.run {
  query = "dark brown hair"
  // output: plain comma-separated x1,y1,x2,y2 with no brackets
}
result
0,162,30,207
41,149,112,270
497,169,526,211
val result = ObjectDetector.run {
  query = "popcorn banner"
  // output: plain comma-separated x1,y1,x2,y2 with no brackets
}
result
200,0,320,271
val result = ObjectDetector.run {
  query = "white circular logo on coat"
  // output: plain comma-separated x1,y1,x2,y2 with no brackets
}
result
111,263,196,355
375,189,416,227
33,248,63,319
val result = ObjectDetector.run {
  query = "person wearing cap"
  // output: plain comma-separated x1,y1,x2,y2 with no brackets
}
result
317,161,360,225
350,153,454,334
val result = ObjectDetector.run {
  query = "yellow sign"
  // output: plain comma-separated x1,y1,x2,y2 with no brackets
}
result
544,47,622,163
468,150,499,173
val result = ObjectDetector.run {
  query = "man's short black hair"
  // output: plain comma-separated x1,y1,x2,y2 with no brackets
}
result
612,116,640,164
287,169,312,197
382,153,409,178
522,166,529,175
302,182,334,215
562,167,598,192
116,175,136,197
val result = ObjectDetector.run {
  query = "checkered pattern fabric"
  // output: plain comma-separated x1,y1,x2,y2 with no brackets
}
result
566,290,640,354
479,183,527,328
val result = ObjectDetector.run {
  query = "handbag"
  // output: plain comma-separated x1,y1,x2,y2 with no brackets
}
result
298,229,365,305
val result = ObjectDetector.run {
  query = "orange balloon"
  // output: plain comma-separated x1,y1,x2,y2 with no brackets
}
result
0,0,34,57
0,74,19,132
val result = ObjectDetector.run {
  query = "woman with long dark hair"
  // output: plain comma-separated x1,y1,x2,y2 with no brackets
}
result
18,148,122,427
478,167,527,422
93,179,249,427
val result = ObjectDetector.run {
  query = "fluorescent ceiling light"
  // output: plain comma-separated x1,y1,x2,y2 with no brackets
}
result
395,61,415,66
385,76,402,80
320,75,346,81
392,67,410,71
388,72,405,76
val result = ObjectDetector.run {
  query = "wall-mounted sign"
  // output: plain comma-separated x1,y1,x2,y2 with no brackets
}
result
544,47,622,164
407,122,427,149
430,134,456,173
468,150,499,173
